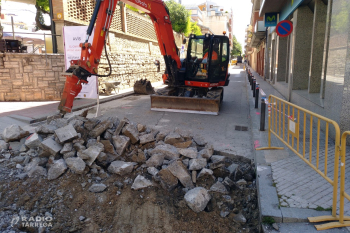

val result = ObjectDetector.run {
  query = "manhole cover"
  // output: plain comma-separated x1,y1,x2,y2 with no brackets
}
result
235,126,248,131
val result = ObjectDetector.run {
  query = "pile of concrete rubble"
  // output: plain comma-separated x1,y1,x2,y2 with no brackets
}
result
0,114,256,214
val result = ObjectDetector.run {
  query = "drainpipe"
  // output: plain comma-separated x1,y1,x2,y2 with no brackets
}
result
49,0,57,53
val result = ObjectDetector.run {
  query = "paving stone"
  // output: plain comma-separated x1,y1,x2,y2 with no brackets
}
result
114,119,126,136
108,161,136,175
179,147,197,159
131,175,153,190
184,187,211,212
188,158,207,171
24,133,42,149
150,144,180,160
65,157,86,174
48,159,67,180
112,135,130,156
167,160,194,189
198,148,213,160
78,143,104,166
145,153,164,167
35,124,57,134
122,124,139,144
55,124,78,143
41,138,63,156
84,118,100,131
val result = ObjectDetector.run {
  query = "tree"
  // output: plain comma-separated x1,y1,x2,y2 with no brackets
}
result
230,35,242,56
35,0,51,31
165,0,190,35
184,18,202,36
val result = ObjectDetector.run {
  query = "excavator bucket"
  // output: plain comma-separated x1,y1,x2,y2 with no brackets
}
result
150,88,222,115
133,79,155,95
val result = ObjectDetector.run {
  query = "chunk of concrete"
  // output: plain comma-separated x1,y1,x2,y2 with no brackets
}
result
164,132,184,145
35,124,57,134
60,142,73,154
78,143,104,166
227,163,239,174
108,161,136,176
189,158,207,171
145,154,164,167
122,124,139,144
173,141,193,148
48,159,67,180
184,187,211,213
0,140,9,150
41,138,63,156
89,183,107,193
157,168,178,191
193,136,207,146
137,124,146,133
233,212,247,223
210,181,228,194
198,148,213,160
196,168,216,189
89,120,113,138
131,175,153,190
3,125,29,142
179,148,197,159
114,119,126,136
139,133,155,145
65,157,86,174
210,155,226,169
28,166,47,177
150,144,180,160
55,124,78,143
112,135,130,156
147,167,159,176
155,130,168,141
24,133,43,149
167,160,194,189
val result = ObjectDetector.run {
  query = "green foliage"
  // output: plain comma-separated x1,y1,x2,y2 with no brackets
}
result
36,0,50,13
333,1,350,33
184,17,202,36
262,216,275,225
315,206,332,211
165,0,190,34
230,35,242,56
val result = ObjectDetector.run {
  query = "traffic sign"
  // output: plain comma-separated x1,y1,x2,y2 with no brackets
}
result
276,20,293,37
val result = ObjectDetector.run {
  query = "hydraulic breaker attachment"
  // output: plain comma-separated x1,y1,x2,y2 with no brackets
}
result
58,75,88,115
133,79,155,95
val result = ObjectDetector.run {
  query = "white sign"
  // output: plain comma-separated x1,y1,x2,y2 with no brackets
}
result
289,120,295,134
63,26,98,99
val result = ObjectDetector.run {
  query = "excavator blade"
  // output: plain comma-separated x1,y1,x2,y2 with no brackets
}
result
133,79,155,95
150,89,222,115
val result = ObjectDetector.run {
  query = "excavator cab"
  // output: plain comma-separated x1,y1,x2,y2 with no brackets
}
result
185,34,230,85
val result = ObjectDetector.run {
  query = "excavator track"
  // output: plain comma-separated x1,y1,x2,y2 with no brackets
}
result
150,87,223,115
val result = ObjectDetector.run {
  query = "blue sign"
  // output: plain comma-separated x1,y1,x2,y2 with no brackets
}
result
265,13,278,27
280,0,305,21
276,20,293,37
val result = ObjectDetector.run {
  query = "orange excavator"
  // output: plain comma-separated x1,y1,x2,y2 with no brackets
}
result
58,0,230,115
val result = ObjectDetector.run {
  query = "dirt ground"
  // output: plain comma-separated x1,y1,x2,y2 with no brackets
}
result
0,162,259,233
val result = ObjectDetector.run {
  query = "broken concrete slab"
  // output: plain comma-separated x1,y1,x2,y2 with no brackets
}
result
184,187,211,213
139,133,155,145
122,124,139,144
84,118,100,131
27,166,47,177
89,120,113,138
155,130,169,141
48,159,67,180
114,119,126,136
65,157,86,174
131,175,153,190
112,135,130,156
193,136,207,146
179,148,197,159
137,124,146,133
108,161,136,176
164,132,184,145
55,124,78,143
188,158,207,171
228,163,239,174
167,160,194,189
209,155,226,170
145,154,164,167
41,138,63,156
173,141,193,148
60,142,73,154
89,183,107,193
150,144,180,160
147,167,159,176
78,143,104,166
196,168,216,189
210,181,228,194
157,168,178,191
198,148,213,160
35,124,57,134
2,125,29,143
130,149,146,163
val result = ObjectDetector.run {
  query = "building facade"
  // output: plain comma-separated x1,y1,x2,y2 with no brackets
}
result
246,0,350,136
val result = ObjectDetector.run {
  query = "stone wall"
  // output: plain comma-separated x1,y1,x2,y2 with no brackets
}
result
0,53,66,101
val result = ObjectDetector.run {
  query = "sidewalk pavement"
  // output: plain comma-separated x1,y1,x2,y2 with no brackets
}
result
245,65,350,232
0,81,165,133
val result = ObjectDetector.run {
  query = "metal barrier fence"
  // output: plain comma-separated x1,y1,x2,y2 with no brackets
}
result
256,95,344,230
308,131,350,230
